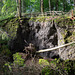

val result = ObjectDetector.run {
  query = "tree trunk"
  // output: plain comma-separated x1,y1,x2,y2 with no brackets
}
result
63,0,65,11
16,0,19,16
0,0,2,15
19,0,21,17
49,0,51,11
22,0,24,13
74,0,75,10
56,0,58,11
40,0,44,14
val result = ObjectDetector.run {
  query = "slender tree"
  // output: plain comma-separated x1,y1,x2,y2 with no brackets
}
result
16,0,19,16
40,0,44,14
74,0,75,10
19,0,21,17
63,0,65,11
49,0,51,11
56,0,58,11
22,0,24,13
0,0,2,14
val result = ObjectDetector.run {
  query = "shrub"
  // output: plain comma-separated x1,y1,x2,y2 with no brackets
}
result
13,53,25,67
41,59,75,75
42,66,59,75
0,45,11,57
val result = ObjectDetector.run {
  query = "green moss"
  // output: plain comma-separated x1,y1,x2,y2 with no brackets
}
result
64,30,75,43
66,35,75,42
61,33,66,39
35,16,45,22
29,17,36,21
39,59,49,66
1,18,19,38
29,16,52,22
54,15,74,27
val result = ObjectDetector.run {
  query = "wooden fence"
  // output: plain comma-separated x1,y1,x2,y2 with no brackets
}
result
45,11,65,16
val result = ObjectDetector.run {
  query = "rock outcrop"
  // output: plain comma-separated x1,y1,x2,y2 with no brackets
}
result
0,17,75,60
28,21,58,58
56,18,75,60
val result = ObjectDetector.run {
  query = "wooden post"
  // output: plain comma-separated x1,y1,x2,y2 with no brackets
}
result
72,9,73,17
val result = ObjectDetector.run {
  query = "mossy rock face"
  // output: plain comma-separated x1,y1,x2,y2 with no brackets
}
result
0,17,29,40
1,18,19,38
58,30,75,60
57,18,74,27
56,17,75,60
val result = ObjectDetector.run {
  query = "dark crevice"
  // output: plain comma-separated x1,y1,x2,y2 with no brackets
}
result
64,31,72,43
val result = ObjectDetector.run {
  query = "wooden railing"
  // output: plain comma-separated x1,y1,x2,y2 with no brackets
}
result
45,11,65,16
22,12,41,17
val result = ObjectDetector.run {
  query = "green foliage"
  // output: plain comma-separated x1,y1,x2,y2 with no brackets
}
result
3,62,12,75
1,17,19,38
2,32,8,40
1,45,11,56
0,0,74,20
0,28,10,44
4,62,12,71
13,53,25,67
42,66,58,75
29,16,50,22
42,66,51,75
1,0,16,14
0,0,16,20
41,59,75,75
